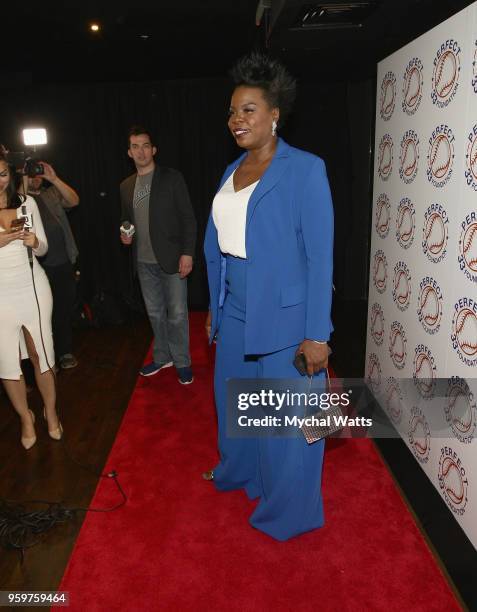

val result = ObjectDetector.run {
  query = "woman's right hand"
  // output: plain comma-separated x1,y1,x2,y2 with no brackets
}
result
0,228,23,248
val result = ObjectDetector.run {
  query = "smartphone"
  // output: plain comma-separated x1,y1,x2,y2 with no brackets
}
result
10,218,25,233
293,353,308,376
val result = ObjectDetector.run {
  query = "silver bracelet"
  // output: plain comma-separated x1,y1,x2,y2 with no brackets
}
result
309,339,328,345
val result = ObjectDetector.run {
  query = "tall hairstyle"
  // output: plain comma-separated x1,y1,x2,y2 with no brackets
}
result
230,52,296,127
127,125,155,148
0,153,25,209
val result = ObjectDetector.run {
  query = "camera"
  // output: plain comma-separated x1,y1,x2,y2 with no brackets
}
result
24,157,44,178
1,148,45,177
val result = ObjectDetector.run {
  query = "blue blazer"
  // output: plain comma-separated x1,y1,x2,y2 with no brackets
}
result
204,138,334,356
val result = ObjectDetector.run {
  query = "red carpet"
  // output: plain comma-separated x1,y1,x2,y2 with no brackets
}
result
58,312,460,611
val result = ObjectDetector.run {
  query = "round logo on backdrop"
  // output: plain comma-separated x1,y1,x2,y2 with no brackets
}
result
373,250,388,294
408,406,431,463
445,377,476,444
378,134,393,181
396,198,415,248
431,40,461,108
413,344,437,399
380,71,396,120
451,298,477,367
427,125,455,188
399,130,419,183
389,321,407,370
438,446,468,515
392,261,411,311
366,353,382,394
458,214,477,283
464,125,477,191
385,377,403,425
471,39,477,94
375,193,391,238
422,204,449,263
417,277,443,335
370,303,385,346
402,57,423,115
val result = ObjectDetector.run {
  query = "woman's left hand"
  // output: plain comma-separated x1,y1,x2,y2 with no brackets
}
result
22,231,39,250
296,340,329,376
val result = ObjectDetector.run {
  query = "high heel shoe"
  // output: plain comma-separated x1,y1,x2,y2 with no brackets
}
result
21,409,37,450
43,407,63,441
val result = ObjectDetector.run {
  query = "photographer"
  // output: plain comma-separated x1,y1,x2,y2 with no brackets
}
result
27,161,80,370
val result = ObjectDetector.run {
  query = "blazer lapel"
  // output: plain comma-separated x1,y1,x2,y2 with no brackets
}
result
246,138,291,229
150,165,162,205
126,173,136,217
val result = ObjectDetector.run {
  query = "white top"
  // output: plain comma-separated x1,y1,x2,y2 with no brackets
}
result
212,171,258,258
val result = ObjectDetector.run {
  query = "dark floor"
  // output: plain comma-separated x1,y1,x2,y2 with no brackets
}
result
0,302,475,610
0,317,151,599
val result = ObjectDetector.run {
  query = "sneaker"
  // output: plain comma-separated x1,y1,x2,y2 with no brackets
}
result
177,366,194,385
139,361,173,377
59,353,78,369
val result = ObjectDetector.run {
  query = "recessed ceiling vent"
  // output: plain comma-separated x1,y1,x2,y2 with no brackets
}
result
291,2,380,30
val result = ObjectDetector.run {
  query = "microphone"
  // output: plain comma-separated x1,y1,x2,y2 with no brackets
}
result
21,205,33,265
120,221,135,238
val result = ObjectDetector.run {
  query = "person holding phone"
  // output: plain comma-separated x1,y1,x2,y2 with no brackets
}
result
203,53,334,540
0,153,61,449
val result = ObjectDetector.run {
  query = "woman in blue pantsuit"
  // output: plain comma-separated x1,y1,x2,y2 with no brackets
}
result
204,53,334,541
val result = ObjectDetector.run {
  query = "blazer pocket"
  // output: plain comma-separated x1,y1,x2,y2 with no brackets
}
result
280,282,306,307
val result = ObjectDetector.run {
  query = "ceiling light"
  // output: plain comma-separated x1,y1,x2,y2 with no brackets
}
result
90,23,100,32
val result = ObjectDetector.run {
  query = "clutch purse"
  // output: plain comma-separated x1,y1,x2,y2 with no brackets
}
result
300,368,344,444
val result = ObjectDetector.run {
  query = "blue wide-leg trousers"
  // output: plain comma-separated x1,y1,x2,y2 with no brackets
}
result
213,256,325,541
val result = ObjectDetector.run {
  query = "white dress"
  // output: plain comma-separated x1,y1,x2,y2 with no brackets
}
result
0,195,54,379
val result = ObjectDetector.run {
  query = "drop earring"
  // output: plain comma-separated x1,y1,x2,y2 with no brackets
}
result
272,120,277,136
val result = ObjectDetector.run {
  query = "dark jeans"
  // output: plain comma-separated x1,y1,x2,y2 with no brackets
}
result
43,261,76,358
137,261,191,368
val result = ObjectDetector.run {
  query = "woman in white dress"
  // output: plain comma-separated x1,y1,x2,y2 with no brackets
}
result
0,154,62,449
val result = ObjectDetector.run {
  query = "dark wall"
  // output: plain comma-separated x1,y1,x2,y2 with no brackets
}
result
1,74,375,309
1,79,234,308
281,77,375,300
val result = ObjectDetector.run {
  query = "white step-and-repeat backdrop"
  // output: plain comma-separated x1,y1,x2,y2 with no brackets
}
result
366,2,477,549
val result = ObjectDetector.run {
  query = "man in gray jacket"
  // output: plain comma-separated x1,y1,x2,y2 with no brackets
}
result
120,126,196,384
